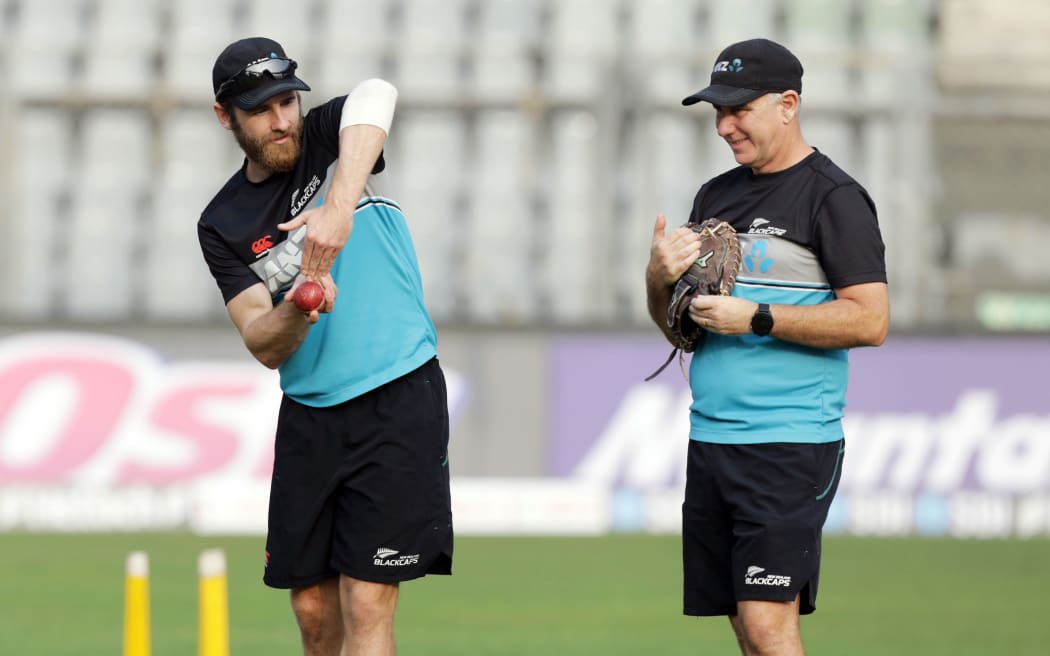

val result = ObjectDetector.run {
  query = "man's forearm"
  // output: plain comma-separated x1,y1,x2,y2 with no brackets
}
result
646,274,675,344
768,295,889,349
325,79,396,217
240,301,312,369
324,123,388,217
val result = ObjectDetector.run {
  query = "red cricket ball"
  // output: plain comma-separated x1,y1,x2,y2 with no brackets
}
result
292,281,325,312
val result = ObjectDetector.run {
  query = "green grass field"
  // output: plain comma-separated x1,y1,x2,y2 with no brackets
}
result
1,533,1046,655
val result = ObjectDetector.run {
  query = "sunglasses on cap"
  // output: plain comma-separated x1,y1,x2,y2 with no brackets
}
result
215,57,299,101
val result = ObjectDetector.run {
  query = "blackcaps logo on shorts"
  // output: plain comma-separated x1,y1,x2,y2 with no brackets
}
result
373,547,420,567
745,565,792,587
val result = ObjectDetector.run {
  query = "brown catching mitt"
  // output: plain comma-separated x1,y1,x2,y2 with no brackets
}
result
646,218,742,380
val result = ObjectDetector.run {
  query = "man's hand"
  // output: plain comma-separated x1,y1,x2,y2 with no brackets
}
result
646,213,702,345
689,295,756,336
278,202,354,278
646,213,702,288
284,273,339,324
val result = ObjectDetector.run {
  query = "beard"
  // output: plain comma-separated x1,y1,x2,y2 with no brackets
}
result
230,112,304,174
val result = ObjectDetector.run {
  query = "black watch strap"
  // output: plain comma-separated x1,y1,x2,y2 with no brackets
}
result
751,303,774,336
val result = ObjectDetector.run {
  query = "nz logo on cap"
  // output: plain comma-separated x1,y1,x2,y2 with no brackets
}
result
713,57,744,73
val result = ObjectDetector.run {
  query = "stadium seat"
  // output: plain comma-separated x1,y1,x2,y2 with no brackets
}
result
399,0,468,48
142,188,222,321
474,0,542,54
463,195,538,324
858,117,895,277
543,0,622,104
241,0,315,57
398,182,463,322
805,116,856,174
628,112,702,231
81,49,157,100
394,0,469,103
783,0,852,106
1,109,75,318
623,0,703,106
655,114,701,209
164,0,239,100
151,109,245,321
15,108,75,189
393,110,471,320
860,0,930,103
614,125,652,326
473,110,534,194
784,0,853,50
159,110,240,191
78,109,152,192
1,194,61,318
63,190,138,319
9,52,73,97
859,118,893,209
0,0,947,331
8,0,85,96
60,110,152,318
470,0,541,102
626,0,702,57
395,52,465,105
542,111,617,323
864,0,929,53
393,110,468,192
314,48,387,105
470,51,536,105
619,113,702,324
317,0,390,47
314,0,391,99
10,0,83,47
310,0,388,97
462,111,537,322
153,107,244,319
80,0,161,98
707,0,777,46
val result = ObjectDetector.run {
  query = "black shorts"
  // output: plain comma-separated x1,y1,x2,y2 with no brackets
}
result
682,439,844,617
263,357,453,589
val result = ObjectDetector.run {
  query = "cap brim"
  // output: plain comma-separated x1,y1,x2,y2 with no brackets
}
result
681,85,766,107
231,77,312,110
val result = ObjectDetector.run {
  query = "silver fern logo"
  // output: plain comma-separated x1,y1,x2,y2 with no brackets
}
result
373,547,420,567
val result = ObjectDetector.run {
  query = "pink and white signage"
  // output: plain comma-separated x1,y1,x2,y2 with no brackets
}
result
2,331,1049,536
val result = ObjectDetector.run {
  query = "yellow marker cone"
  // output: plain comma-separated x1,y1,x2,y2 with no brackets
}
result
123,551,150,656
198,548,230,656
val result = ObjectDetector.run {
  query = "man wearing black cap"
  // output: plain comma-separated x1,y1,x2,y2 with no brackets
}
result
646,38,889,654
198,37,453,655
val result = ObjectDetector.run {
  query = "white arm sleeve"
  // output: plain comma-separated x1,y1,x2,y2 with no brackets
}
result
339,78,398,134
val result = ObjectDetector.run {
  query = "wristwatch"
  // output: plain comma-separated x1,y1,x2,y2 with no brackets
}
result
751,303,774,336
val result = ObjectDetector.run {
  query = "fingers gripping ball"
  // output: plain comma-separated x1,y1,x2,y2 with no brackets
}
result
292,281,325,313
646,218,742,380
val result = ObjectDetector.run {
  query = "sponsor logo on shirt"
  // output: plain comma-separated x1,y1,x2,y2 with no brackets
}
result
290,175,322,217
747,217,786,236
251,235,275,256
